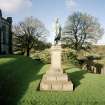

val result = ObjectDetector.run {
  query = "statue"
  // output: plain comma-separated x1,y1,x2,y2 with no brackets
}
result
40,17,73,91
53,18,62,45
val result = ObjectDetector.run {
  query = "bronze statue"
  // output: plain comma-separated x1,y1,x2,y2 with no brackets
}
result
53,18,62,45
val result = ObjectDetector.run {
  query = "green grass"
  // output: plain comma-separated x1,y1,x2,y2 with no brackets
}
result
0,55,105,105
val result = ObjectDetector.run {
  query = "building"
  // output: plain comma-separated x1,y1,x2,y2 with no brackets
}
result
0,10,12,54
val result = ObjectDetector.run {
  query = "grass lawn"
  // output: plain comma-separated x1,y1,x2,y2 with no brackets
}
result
0,55,105,105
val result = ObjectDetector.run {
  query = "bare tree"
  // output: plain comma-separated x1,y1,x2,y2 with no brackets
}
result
13,17,48,56
63,12,104,51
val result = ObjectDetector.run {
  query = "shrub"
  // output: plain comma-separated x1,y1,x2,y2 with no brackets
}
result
31,49,50,64
39,49,51,64
62,49,79,65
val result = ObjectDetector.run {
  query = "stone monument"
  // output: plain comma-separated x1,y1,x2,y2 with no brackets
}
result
40,18,73,91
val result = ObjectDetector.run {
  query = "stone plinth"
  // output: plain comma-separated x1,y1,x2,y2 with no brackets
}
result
40,45,73,91
50,45,62,73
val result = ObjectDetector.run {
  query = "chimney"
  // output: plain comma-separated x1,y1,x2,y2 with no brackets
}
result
7,17,12,24
0,9,2,17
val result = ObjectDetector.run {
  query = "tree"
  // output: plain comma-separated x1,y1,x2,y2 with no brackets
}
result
34,41,51,51
62,12,104,51
13,17,48,56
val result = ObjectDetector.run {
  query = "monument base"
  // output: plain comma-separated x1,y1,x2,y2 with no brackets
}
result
40,45,73,91
40,72,73,91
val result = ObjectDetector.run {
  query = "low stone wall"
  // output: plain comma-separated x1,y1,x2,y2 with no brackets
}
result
82,63,105,74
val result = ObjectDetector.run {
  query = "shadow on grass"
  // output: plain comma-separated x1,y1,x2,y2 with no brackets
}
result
67,68,87,89
0,55,44,105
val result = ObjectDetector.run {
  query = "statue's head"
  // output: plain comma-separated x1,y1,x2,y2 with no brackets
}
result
54,17,59,23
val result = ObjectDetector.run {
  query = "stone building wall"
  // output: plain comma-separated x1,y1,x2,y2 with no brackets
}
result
0,10,12,54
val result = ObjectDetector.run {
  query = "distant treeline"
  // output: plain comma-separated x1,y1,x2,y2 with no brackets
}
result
92,45,105,55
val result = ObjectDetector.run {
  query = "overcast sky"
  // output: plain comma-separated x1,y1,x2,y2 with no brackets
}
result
0,0,105,44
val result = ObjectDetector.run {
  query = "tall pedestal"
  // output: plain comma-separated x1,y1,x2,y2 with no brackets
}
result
40,45,73,91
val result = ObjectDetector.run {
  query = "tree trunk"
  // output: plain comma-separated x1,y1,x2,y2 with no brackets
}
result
26,48,30,56
75,43,78,51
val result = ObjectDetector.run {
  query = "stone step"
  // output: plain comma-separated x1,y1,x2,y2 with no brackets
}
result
62,81,73,91
41,80,72,85
42,74,68,82
40,80,73,91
